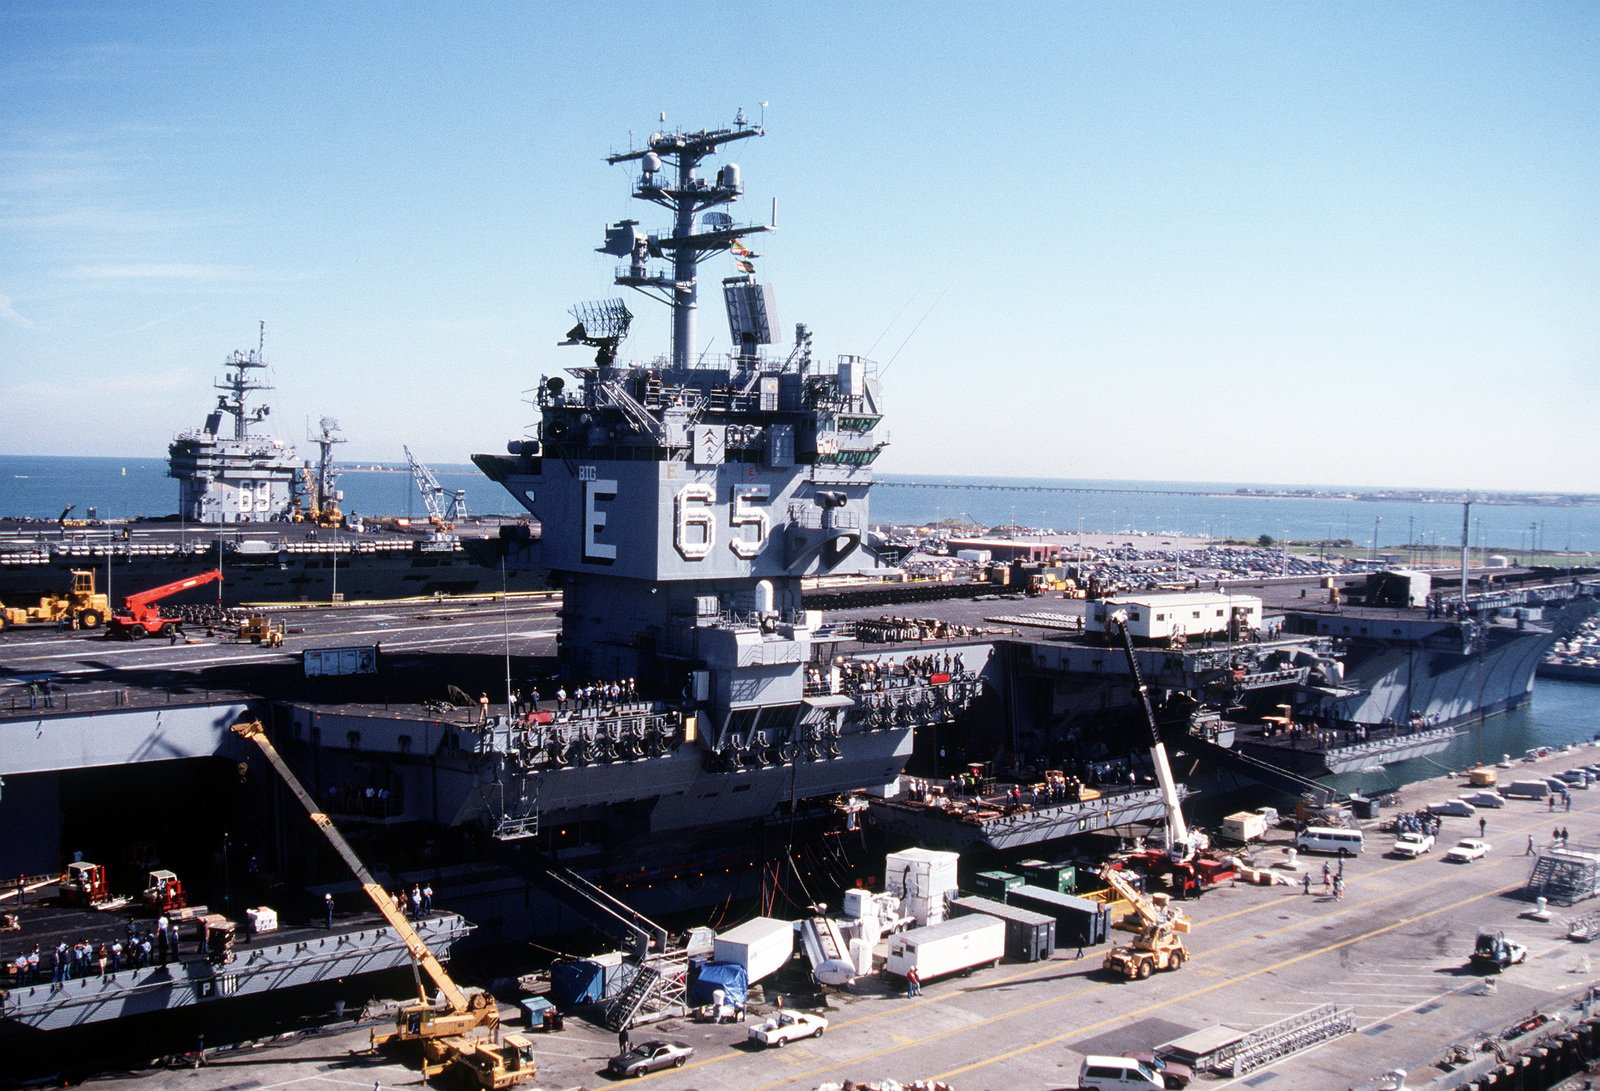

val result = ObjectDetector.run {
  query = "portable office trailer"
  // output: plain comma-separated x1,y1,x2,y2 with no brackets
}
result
1086,592,1262,641
949,894,1056,962
884,914,1006,982
1004,884,1111,948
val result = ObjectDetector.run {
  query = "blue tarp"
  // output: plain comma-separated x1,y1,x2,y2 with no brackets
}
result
549,958,605,1006
688,961,748,1006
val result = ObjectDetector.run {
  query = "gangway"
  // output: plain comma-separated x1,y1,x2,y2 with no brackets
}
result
1525,844,1600,906
488,844,682,1028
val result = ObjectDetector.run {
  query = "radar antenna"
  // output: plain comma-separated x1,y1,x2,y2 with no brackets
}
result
559,298,633,366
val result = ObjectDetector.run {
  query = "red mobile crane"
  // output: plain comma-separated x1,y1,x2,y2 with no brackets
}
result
107,569,223,639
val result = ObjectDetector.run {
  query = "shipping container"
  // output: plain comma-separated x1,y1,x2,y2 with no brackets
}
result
949,894,1055,962
1018,859,1076,893
884,914,1005,981
1220,811,1268,843
970,870,1025,900
713,917,794,984
1005,883,1112,948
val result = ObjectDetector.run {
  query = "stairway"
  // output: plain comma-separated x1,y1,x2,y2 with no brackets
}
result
603,951,690,1029
1525,848,1600,906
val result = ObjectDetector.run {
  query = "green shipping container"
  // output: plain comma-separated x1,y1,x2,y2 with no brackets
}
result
1020,860,1076,894
970,870,1024,899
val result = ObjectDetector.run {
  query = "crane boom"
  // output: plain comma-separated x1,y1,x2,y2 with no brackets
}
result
1109,611,1191,855
230,719,472,1014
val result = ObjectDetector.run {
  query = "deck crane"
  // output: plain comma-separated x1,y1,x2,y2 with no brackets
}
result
229,720,534,1087
1109,611,1234,895
404,445,468,530
107,569,223,639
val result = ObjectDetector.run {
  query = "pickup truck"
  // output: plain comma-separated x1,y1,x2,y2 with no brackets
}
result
747,1011,827,1047
1391,832,1435,858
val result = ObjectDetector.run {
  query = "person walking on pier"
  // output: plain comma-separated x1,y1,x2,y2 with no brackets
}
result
478,693,490,725
906,966,921,997
618,1027,631,1054
1302,872,1311,895
1479,816,1487,838
324,892,335,929
1528,835,1536,855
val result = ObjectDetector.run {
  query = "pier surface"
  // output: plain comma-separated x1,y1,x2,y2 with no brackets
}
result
41,744,1600,1091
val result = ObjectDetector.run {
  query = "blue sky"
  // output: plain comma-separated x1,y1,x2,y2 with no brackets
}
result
3,2,1596,492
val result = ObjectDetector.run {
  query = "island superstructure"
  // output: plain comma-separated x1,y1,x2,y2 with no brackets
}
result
474,117,925,791
167,324,301,523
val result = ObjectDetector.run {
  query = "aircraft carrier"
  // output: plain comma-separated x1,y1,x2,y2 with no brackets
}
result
0,326,541,608
4,115,1599,1087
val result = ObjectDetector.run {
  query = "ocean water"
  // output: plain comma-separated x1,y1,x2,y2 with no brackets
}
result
3,456,1597,557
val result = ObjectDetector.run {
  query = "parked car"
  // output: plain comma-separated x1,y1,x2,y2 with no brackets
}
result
1428,799,1477,817
1561,770,1591,788
1463,791,1505,809
747,1010,828,1047
1122,1051,1194,1089
1446,838,1492,863
607,1040,694,1077
1392,832,1435,858
1079,1054,1169,1090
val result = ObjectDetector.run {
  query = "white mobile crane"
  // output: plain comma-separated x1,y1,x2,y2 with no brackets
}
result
1109,610,1234,895
230,720,536,1088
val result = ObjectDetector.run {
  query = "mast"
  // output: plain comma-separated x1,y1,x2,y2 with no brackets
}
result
601,114,770,368
215,320,272,440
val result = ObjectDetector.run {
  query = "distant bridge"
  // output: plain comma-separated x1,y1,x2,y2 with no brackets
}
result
873,480,1227,499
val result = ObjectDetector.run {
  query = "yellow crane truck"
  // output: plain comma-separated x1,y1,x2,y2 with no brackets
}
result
1099,865,1191,980
229,719,536,1089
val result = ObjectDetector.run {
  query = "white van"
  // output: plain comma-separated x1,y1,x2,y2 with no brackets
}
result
1078,1055,1167,1090
1295,826,1365,856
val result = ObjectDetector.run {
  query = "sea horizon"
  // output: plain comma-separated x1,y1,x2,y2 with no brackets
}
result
3,455,1597,555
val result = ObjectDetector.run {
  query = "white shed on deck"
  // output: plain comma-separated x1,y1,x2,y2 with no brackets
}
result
1087,591,1262,641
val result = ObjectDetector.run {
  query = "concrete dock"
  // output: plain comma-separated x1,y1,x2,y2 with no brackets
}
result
39,742,1600,1091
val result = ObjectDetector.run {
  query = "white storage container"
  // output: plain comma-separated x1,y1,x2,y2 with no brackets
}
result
712,917,794,984
884,914,1004,981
